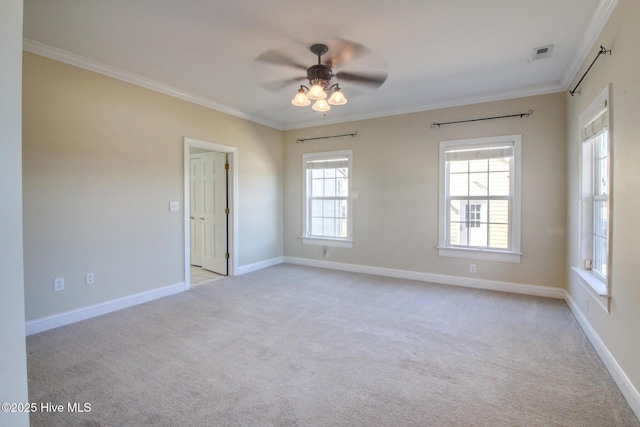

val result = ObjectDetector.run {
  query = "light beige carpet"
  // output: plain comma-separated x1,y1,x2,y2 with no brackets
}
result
27,264,639,426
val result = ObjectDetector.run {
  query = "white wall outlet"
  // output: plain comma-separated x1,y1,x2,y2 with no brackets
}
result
169,201,179,211
86,272,95,285
470,264,477,273
54,277,64,291
323,247,329,258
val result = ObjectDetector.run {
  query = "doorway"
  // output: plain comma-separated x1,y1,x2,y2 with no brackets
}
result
184,137,238,290
189,150,227,274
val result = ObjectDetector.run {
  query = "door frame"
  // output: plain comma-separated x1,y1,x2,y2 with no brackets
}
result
184,137,238,289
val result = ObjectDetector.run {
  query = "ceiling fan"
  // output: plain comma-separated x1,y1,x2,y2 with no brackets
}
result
255,39,388,112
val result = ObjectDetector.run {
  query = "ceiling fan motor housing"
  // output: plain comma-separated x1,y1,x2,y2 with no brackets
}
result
307,64,333,87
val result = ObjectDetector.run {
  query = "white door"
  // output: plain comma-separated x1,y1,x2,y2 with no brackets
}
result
190,151,228,275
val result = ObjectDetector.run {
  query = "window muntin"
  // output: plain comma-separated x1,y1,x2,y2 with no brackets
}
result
302,151,352,246
439,135,522,263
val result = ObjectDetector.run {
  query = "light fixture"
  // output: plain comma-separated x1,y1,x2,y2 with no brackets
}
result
257,41,388,114
327,86,347,105
291,83,347,111
307,83,327,100
289,43,349,113
291,87,311,106
312,99,331,112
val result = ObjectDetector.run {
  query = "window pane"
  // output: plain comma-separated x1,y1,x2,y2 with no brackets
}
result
594,133,608,196
311,218,323,236
467,222,487,247
450,173,469,196
593,200,608,238
488,200,509,224
489,224,509,249
489,157,510,172
322,200,336,217
469,172,488,196
323,168,336,179
449,200,462,221
449,220,461,245
593,234,607,277
339,200,348,219
323,218,336,237
336,177,348,197
468,159,487,173
449,161,468,174
311,178,324,196
489,172,510,196
311,199,323,216
324,177,337,196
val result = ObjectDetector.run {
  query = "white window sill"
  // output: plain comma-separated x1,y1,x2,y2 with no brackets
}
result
437,246,522,263
572,266,609,297
302,237,353,248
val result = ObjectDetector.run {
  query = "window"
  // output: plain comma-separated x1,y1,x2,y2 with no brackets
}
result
576,86,611,296
439,135,522,263
302,150,352,247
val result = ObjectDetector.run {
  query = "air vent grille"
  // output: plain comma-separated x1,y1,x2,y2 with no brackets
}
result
532,45,553,60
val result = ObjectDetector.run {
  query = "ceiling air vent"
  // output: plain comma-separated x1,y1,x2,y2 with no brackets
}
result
532,45,553,60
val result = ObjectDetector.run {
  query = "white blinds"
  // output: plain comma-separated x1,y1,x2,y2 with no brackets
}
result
445,142,514,162
582,109,608,142
305,156,349,170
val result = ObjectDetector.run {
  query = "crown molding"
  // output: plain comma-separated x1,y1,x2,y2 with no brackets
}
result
283,82,564,131
560,0,619,90
22,38,282,130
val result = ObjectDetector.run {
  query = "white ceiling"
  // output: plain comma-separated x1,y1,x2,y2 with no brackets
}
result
23,0,612,130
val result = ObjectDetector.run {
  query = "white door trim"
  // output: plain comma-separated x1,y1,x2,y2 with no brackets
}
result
184,137,238,289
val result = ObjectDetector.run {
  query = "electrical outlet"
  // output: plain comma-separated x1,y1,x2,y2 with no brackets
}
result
54,277,65,291
470,264,477,273
323,248,329,258
86,272,95,285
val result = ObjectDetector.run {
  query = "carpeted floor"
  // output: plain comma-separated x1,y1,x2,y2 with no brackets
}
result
27,264,639,426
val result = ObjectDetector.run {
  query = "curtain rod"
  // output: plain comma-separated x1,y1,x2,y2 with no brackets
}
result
570,46,611,96
430,110,533,129
296,131,358,143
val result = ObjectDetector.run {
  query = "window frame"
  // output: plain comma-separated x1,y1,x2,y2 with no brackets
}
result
438,135,522,263
301,150,353,248
574,85,612,297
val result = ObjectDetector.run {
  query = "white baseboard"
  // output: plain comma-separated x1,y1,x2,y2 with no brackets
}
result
236,256,284,276
25,282,186,336
565,292,640,419
283,257,565,299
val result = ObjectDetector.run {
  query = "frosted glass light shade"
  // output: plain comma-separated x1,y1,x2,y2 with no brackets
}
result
291,89,311,106
307,84,327,100
312,99,331,112
328,89,347,105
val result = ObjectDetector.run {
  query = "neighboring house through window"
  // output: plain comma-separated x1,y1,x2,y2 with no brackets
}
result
302,150,353,248
439,134,522,263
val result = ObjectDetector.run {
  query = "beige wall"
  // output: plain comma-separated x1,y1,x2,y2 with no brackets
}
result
22,52,283,321
566,0,640,404
284,93,567,288
1,1,30,426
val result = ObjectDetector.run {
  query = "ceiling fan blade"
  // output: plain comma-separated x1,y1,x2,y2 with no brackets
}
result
335,71,388,88
255,50,308,71
324,39,369,68
258,76,307,92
